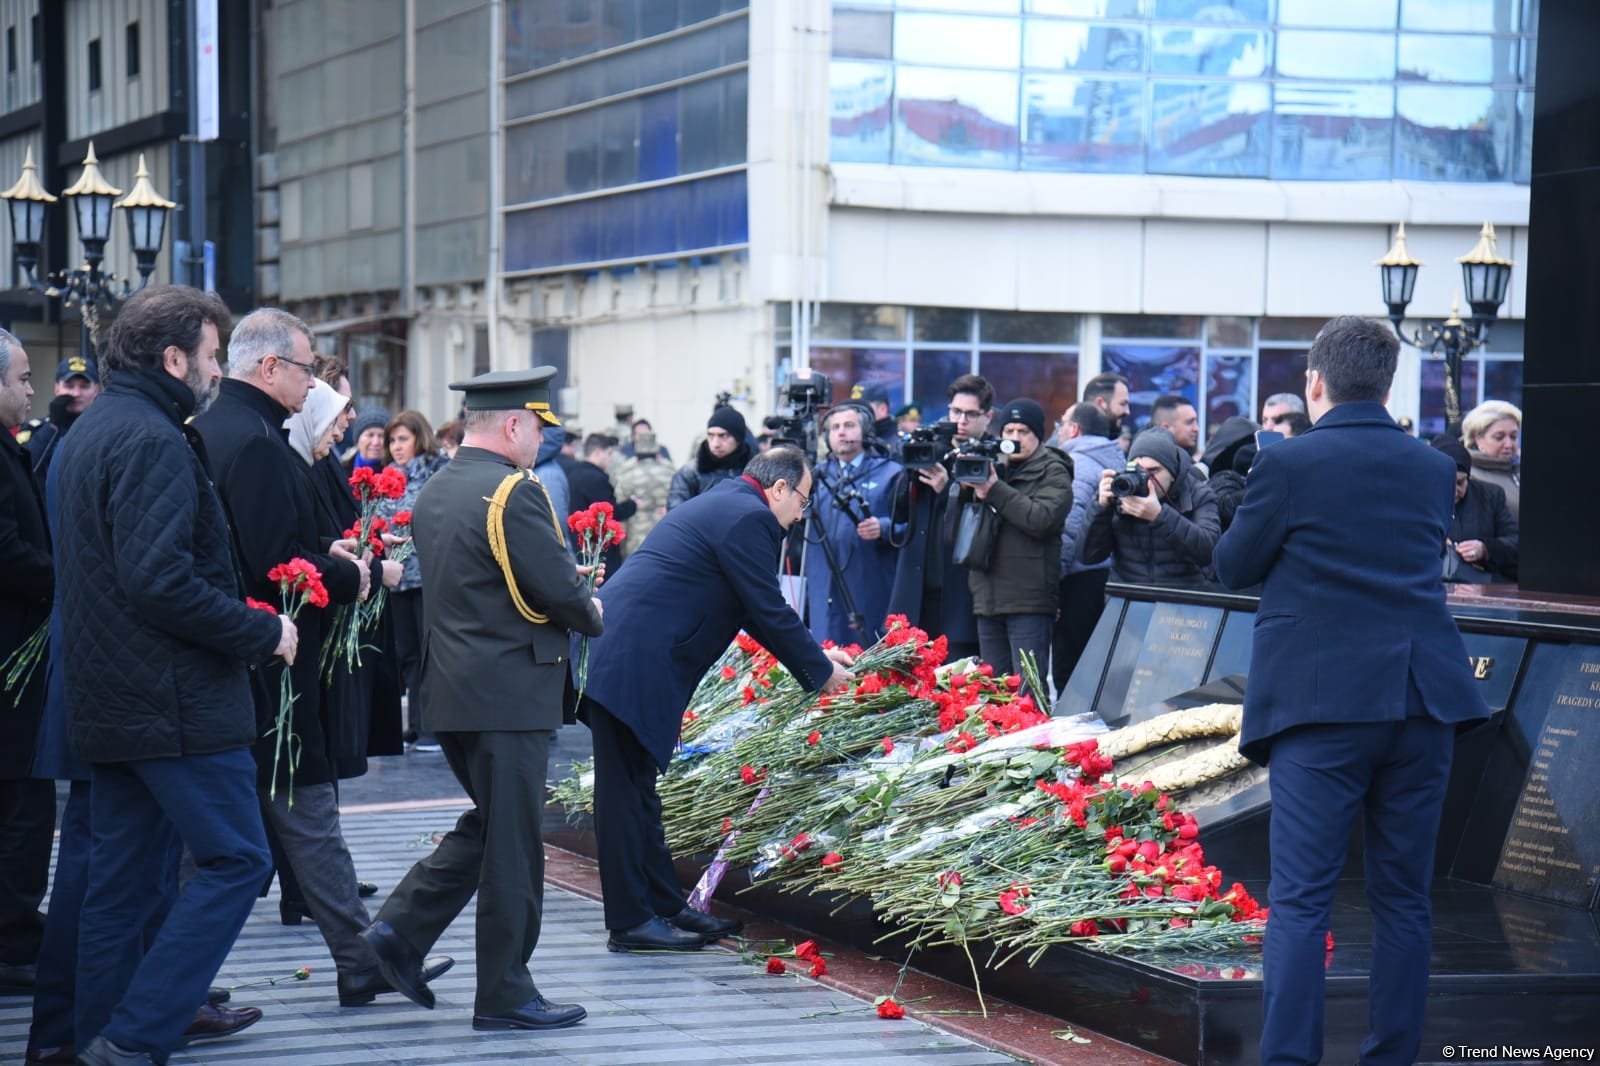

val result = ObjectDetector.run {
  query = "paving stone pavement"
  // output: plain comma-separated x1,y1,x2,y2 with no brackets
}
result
0,806,1020,1065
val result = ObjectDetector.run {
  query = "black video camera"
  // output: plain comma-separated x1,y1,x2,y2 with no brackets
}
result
764,370,832,452
952,437,1018,484
1109,462,1151,498
901,419,958,470
829,479,874,525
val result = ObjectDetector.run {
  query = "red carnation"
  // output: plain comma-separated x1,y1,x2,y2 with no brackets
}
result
1069,920,1100,938
876,998,905,1020
390,509,412,527
820,852,843,867
766,957,787,975
794,940,820,961
880,736,894,755
245,597,277,615
809,958,828,978
806,730,821,746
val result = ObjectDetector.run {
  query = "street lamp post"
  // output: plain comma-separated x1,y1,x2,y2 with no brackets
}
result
1,142,175,357
1375,221,1514,437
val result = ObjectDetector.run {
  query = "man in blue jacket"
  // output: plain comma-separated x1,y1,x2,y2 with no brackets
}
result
579,447,854,952
1213,316,1490,1066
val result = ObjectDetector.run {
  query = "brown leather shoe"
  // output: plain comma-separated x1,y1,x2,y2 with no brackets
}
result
177,1002,263,1046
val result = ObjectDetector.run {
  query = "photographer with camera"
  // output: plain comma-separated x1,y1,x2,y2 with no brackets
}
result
1081,428,1219,589
802,403,905,645
886,374,995,661
966,399,1074,695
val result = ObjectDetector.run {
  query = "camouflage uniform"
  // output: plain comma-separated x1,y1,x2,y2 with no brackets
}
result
611,453,676,557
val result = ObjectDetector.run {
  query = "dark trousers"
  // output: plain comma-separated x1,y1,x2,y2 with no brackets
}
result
1051,569,1109,693
585,698,685,932
1262,713,1454,1066
261,785,371,976
976,613,1053,700
390,589,427,734
76,748,270,1058
0,777,54,965
376,729,551,1015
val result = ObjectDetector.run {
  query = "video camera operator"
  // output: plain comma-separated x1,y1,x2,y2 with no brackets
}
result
886,374,995,661
802,402,905,645
966,399,1074,695
1081,428,1219,589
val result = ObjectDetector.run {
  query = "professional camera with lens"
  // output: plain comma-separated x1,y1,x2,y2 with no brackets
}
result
900,419,958,470
1109,462,1152,499
951,437,1018,484
763,370,833,452
828,479,874,525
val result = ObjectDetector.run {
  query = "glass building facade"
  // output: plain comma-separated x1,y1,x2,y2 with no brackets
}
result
830,0,1537,182
502,0,750,274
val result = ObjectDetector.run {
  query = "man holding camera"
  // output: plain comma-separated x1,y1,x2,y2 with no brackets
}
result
1081,428,1219,589
803,403,903,646
887,374,995,661
1214,317,1490,1066
966,399,1073,693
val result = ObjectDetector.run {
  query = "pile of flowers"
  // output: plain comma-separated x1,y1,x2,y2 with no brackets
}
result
553,616,1266,991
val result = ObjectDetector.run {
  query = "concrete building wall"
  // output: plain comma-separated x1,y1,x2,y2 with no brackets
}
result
64,0,168,141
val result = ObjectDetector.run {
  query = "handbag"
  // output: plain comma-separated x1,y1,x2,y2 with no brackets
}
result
952,499,1000,571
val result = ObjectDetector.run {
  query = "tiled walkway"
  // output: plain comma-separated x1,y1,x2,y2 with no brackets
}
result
0,805,1018,1065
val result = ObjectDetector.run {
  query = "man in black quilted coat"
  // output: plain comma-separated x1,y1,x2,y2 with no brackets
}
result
52,285,296,1063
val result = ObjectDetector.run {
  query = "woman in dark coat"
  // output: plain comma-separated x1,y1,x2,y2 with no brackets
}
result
1431,435,1518,583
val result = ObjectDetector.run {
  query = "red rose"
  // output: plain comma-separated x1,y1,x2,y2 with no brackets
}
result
766,957,787,975
876,998,905,1020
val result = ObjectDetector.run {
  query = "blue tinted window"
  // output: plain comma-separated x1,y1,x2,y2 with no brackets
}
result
1148,80,1270,176
894,67,1020,168
1272,83,1393,179
1022,73,1145,172
831,61,894,163
1394,85,1514,181
1102,344,1201,430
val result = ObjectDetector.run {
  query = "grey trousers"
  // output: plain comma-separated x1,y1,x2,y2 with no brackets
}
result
262,784,373,976
376,729,551,1015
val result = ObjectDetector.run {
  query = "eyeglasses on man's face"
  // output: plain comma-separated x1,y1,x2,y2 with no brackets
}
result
947,406,983,422
275,354,318,377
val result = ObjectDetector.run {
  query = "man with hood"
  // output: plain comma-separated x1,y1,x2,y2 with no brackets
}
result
1053,402,1126,691
1200,415,1260,533
667,405,752,509
967,398,1074,700
1081,427,1219,589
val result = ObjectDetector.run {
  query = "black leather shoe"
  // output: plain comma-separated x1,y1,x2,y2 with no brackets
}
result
25,1046,74,1064
338,955,454,1006
206,986,230,1005
0,961,37,994
176,1003,262,1047
279,899,314,926
606,916,705,953
357,880,379,898
668,907,743,940
358,920,434,1009
472,995,587,1031
74,1035,154,1064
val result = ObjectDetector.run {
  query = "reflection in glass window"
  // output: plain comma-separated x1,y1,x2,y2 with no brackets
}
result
1277,0,1399,29
1148,80,1269,177
1395,86,1514,181
1255,347,1309,415
1023,74,1145,172
1102,344,1200,431
1103,314,1202,338
1272,83,1394,180
1397,34,1508,84
980,310,1080,344
894,67,1020,168
913,307,973,343
833,10,892,59
894,13,1021,69
1151,27,1268,77
814,303,906,342
1208,316,1252,348
1514,90,1532,184
1418,358,1482,439
1400,0,1520,34
1481,359,1522,409
1027,0,1146,13
809,347,908,410
1206,354,1253,427
979,351,1078,426
911,350,975,416
1024,21,1146,72
1149,0,1270,22
1275,31,1397,81
831,62,894,164
905,0,1021,10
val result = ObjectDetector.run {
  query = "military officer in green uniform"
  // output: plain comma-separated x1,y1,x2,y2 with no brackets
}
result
360,367,603,1033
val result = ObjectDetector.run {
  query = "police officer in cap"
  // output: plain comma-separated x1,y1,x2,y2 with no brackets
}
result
20,355,100,481
361,366,603,1033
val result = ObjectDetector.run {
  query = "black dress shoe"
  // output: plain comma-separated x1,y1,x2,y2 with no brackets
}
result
279,899,315,926
0,961,37,994
668,907,743,940
357,880,379,898
472,995,587,1031
206,986,230,1005
74,1035,154,1064
176,1003,262,1046
606,916,706,953
358,920,434,1009
25,1046,74,1064
337,955,454,1006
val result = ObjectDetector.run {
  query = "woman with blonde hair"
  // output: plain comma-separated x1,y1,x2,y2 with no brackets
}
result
1460,400,1520,519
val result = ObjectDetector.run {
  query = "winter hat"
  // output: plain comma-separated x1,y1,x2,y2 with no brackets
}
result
998,398,1047,442
350,407,391,442
1431,433,1472,474
1129,428,1185,480
284,380,350,466
707,405,749,440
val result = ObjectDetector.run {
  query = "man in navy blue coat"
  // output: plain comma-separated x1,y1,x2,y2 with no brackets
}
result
579,447,854,952
1214,316,1490,1066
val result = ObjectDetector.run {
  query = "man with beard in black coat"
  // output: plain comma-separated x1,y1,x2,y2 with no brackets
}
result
0,328,53,997
196,309,449,1007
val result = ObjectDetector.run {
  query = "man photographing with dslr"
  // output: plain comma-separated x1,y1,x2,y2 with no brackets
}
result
1213,316,1490,1066
1080,427,1219,589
